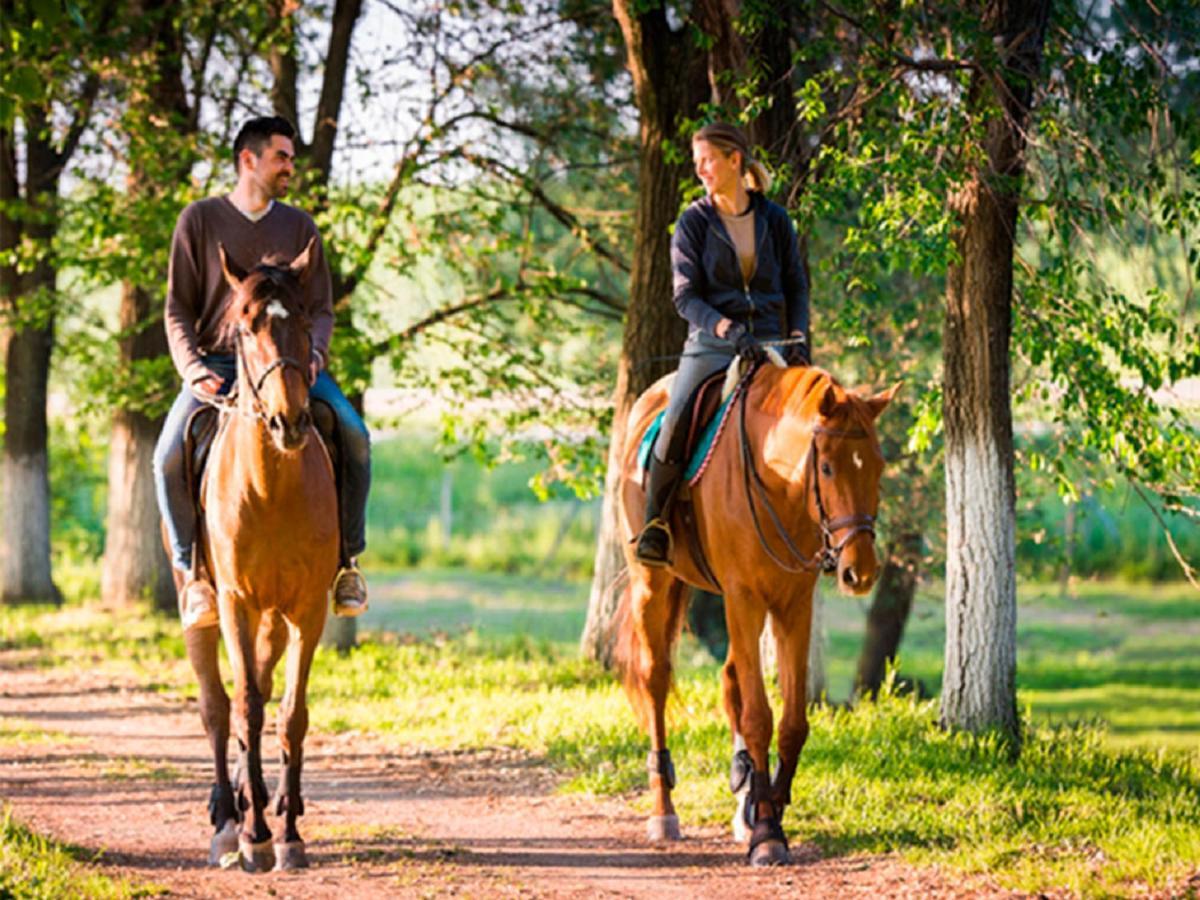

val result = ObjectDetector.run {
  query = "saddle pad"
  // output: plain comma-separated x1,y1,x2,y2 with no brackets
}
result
637,388,737,485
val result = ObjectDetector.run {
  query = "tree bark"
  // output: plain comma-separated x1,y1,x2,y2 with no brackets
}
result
854,532,921,698
100,0,189,611
580,2,706,664
1,109,61,605
939,0,1049,742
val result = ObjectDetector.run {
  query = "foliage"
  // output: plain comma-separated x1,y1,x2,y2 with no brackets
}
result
749,0,1200,572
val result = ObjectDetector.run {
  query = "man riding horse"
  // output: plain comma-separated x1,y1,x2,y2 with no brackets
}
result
153,115,371,630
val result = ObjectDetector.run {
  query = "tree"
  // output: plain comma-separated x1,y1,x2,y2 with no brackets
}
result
939,0,1051,739
98,0,200,611
579,0,708,663
0,1,108,604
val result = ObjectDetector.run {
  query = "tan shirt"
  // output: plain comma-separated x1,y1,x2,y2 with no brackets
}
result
717,207,757,284
164,196,334,385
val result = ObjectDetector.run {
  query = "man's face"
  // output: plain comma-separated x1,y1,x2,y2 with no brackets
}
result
242,134,295,198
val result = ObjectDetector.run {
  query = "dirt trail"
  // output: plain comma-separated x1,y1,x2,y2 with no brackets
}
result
0,655,1001,898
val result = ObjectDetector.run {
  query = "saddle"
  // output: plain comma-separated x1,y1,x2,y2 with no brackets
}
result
183,401,343,558
637,371,739,488
636,369,747,591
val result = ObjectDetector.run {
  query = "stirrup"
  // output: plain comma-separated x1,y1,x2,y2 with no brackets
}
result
635,518,674,567
332,565,368,617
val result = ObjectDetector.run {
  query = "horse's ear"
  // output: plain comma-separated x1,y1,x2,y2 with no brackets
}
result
818,384,839,418
218,243,245,293
288,236,318,283
865,382,902,420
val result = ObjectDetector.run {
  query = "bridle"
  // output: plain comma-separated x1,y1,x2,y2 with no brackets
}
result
214,313,311,424
737,369,877,574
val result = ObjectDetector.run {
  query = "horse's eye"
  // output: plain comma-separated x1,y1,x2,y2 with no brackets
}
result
821,461,833,477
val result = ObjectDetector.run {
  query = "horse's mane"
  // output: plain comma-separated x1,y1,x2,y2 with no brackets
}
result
215,262,307,347
761,365,875,434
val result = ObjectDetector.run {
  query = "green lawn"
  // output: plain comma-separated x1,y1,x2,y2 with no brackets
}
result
359,570,1200,753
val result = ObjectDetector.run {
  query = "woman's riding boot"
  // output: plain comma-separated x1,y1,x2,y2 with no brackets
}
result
636,455,683,567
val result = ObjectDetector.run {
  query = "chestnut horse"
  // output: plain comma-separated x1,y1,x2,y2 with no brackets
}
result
615,362,897,866
177,240,339,872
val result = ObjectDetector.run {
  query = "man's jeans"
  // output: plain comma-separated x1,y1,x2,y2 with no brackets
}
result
152,354,371,572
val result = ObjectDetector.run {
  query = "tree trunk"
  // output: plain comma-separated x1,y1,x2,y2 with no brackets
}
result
580,1,705,664
939,0,1049,742
1,111,60,605
100,285,173,610
854,532,921,698
100,0,189,611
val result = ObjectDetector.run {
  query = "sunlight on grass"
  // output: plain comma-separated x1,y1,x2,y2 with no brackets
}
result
0,807,165,899
2,577,1197,896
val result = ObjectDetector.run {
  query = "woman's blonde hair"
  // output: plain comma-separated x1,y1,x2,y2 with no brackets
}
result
693,122,773,194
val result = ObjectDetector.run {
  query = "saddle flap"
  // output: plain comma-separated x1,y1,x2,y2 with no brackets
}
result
637,372,740,488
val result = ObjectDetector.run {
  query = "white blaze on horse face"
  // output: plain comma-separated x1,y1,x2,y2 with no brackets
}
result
266,299,289,320
853,450,864,470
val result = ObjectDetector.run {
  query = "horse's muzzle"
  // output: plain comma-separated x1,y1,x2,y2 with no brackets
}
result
269,408,311,452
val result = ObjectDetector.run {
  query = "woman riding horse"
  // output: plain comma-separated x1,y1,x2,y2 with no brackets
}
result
635,121,811,567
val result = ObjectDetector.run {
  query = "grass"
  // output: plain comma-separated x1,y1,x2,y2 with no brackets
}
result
1,577,1197,896
0,807,166,899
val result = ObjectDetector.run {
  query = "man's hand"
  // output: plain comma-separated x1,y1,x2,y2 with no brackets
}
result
308,348,323,386
192,374,225,401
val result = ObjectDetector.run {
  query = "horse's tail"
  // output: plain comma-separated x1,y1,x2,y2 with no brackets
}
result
612,570,688,734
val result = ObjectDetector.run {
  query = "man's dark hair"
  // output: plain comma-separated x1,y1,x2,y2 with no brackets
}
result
232,116,296,171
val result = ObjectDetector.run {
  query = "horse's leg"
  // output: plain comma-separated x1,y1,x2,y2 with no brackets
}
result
183,621,238,864
623,568,687,841
721,654,754,843
254,610,288,704
218,591,274,872
724,590,789,866
769,589,815,825
271,612,324,870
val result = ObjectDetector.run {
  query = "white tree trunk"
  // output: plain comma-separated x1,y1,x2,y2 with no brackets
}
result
1,453,57,604
940,436,1017,732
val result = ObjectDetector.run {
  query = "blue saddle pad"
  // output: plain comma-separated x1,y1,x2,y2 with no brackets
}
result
637,390,736,483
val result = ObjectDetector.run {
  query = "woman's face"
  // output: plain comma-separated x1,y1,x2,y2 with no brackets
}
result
693,139,742,196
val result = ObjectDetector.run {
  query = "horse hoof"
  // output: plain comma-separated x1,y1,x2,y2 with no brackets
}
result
749,840,790,867
274,840,309,870
646,814,682,842
239,837,276,873
208,820,240,866
731,790,751,843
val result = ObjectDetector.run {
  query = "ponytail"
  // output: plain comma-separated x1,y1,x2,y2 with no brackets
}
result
694,121,773,194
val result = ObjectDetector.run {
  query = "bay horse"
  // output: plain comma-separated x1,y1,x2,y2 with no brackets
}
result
176,239,339,872
615,361,897,866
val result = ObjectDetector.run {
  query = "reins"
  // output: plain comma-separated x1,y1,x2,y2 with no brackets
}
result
216,325,310,424
736,366,876,574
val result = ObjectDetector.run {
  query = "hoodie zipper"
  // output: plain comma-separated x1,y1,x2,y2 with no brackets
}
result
711,197,767,335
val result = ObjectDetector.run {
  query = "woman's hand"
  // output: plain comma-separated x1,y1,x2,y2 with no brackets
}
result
715,318,733,339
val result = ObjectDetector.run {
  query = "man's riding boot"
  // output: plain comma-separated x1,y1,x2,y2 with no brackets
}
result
332,559,369,617
635,456,683,567
181,565,219,632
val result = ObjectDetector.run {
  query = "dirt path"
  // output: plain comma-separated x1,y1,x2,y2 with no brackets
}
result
0,655,1004,898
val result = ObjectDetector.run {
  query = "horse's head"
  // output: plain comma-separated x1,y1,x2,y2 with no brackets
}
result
808,378,900,595
218,239,317,452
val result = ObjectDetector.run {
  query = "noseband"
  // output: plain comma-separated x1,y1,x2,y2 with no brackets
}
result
227,323,310,423
738,376,877,574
